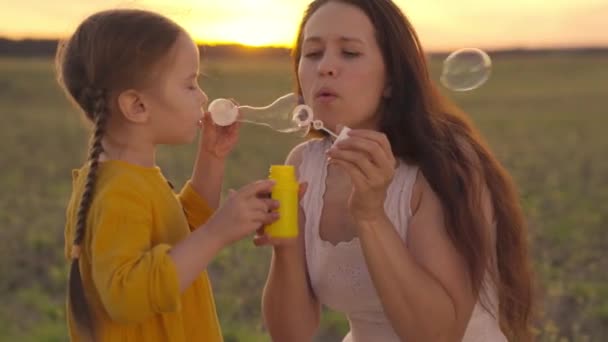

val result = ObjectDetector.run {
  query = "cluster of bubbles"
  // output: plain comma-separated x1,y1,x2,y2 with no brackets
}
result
208,48,492,135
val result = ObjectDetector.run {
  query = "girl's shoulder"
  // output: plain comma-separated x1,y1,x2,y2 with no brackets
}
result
80,160,162,203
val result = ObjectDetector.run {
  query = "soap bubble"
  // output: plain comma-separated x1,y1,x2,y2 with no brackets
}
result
207,93,345,138
208,99,238,126
441,48,492,92
292,104,314,128
208,93,313,135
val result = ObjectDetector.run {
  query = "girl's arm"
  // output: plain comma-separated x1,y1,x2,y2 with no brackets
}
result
189,113,238,210
91,179,277,323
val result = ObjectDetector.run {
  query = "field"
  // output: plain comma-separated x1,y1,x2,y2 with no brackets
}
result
0,52,607,341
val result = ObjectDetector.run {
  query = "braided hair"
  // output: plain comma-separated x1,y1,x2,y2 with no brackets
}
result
68,87,107,340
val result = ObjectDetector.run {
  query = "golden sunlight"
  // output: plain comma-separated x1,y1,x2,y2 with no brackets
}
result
156,0,306,47
187,17,300,48
0,0,606,50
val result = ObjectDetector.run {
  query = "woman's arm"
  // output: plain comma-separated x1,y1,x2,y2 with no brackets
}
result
259,143,321,341
356,173,476,341
327,130,483,341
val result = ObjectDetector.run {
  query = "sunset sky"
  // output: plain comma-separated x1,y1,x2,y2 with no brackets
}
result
2,0,607,51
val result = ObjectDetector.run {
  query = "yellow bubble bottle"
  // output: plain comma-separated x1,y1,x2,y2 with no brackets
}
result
266,165,299,238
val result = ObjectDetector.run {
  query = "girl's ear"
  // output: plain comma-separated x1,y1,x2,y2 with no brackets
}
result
117,89,150,124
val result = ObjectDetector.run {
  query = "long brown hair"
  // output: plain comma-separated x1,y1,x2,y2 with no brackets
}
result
56,9,183,339
293,1,534,340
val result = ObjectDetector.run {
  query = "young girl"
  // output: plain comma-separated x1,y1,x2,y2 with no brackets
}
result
258,1,534,341
57,9,278,341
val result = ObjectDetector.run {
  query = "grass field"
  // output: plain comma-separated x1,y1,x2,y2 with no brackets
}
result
0,52,607,341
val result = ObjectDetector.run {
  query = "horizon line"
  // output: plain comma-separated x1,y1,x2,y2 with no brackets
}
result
2,35,608,54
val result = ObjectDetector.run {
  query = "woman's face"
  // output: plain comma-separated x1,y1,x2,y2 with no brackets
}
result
298,1,388,133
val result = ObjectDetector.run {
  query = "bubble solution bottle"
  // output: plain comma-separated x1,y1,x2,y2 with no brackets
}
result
266,165,299,238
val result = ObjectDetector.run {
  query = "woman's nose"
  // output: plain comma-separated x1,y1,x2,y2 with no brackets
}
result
318,54,338,77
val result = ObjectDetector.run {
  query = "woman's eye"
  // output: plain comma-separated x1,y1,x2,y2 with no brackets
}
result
303,51,322,58
343,51,361,58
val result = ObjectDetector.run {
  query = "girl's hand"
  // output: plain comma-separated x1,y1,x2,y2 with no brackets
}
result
326,130,396,223
206,180,280,246
253,182,308,247
198,106,240,160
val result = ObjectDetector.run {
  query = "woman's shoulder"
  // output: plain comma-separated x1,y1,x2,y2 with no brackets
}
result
285,138,328,167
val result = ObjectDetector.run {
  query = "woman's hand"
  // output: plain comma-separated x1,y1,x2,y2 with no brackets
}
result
326,129,396,223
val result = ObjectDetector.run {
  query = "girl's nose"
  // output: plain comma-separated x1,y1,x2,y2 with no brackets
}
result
200,90,209,107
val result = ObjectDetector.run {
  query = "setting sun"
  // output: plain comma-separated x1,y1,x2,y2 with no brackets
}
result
232,36,279,48
0,0,607,50
187,13,301,48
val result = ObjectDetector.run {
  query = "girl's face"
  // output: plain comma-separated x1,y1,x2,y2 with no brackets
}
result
147,32,208,145
298,1,389,133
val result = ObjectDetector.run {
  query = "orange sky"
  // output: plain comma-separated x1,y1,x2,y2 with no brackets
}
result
2,0,607,51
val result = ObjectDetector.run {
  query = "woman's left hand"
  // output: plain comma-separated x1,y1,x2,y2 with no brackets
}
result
198,109,240,160
327,129,396,223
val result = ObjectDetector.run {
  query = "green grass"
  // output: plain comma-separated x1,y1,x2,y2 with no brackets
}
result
0,53,607,341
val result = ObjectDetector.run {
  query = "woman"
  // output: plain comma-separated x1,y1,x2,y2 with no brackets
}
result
256,1,534,341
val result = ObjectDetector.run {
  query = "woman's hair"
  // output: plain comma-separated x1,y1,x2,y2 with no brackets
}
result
56,9,183,338
293,1,534,340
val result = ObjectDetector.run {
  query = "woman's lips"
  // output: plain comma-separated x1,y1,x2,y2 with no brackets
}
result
315,88,338,103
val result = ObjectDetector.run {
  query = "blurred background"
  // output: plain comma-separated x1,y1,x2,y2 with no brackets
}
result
1,0,607,341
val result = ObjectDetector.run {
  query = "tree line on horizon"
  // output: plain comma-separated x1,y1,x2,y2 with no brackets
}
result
1,37,607,59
